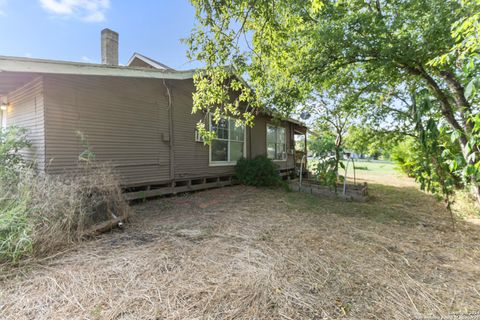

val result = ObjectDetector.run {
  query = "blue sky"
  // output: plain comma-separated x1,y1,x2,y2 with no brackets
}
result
0,0,200,70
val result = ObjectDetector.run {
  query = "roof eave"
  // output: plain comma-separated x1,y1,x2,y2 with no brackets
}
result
0,56,194,80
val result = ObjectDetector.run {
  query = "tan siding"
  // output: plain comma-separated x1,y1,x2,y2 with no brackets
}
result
250,116,267,158
44,75,171,185
251,116,296,170
169,80,246,179
6,77,45,170
42,74,295,187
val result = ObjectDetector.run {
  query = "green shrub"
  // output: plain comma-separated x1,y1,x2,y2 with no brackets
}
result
391,138,416,176
235,156,282,187
0,126,31,180
310,156,338,190
0,127,33,262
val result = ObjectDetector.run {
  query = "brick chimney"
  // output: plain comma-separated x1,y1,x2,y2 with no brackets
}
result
101,28,119,65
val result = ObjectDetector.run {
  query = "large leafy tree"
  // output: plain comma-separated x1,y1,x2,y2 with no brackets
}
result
187,0,480,203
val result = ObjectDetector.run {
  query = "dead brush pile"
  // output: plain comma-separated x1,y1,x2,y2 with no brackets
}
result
0,165,129,264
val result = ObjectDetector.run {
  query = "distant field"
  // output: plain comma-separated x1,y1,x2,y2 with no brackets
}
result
347,160,398,174
308,159,400,179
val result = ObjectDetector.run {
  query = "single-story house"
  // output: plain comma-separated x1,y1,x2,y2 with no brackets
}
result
0,29,307,199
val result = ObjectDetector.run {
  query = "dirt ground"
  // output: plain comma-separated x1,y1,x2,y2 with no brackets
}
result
1,167,480,319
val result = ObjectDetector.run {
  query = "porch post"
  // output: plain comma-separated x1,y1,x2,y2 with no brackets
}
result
304,131,307,173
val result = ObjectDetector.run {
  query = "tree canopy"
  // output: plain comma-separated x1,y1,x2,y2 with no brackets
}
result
187,0,480,204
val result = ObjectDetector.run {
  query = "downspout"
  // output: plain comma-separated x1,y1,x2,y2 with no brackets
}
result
163,79,174,181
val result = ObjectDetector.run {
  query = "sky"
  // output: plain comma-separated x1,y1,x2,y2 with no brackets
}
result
0,0,201,70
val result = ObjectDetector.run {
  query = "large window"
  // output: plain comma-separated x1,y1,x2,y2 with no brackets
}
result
267,125,286,160
210,116,246,165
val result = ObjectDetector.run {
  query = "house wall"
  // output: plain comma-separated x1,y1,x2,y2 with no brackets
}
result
42,74,296,187
169,79,253,180
6,76,45,171
250,115,296,170
43,74,171,185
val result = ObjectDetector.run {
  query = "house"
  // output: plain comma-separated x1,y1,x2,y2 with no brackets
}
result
0,29,307,199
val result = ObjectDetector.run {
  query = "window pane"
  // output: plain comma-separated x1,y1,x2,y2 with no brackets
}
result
267,142,276,159
229,119,245,141
277,127,285,144
212,118,229,139
267,125,276,143
230,141,244,161
276,143,286,160
211,140,228,162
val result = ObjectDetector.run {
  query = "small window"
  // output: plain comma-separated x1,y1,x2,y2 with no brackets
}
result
210,115,246,165
267,124,287,160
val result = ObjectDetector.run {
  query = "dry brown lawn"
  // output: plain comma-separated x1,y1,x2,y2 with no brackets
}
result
1,165,480,319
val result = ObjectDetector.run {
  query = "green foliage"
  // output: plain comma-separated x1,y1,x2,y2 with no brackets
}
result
0,185,33,263
308,131,336,158
345,126,400,160
188,0,480,204
235,156,282,187
187,0,462,118
0,127,33,262
430,0,480,65
392,122,463,217
77,131,96,165
310,156,338,190
391,138,417,176
0,126,31,179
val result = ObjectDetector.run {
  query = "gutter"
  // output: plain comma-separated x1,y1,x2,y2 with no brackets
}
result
0,55,195,80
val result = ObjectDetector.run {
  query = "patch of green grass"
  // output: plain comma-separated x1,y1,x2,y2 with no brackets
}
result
282,181,437,226
344,160,398,174
308,159,399,175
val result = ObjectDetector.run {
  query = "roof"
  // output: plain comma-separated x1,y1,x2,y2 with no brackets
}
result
0,55,306,129
0,55,194,81
127,52,173,70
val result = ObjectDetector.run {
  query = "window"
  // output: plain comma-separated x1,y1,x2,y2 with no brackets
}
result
210,116,246,165
267,125,286,160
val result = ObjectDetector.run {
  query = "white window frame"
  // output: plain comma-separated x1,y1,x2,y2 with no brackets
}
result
266,124,287,161
209,115,247,166
0,108,6,131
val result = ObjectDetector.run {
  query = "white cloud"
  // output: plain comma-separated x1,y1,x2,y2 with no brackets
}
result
0,0,7,16
81,55,92,62
39,0,110,22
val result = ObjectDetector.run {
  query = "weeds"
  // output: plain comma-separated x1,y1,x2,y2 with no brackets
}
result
0,127,129,264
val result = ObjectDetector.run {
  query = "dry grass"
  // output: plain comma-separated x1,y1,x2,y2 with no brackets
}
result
1,168,480,319
0,165,130,263
27,166,130,256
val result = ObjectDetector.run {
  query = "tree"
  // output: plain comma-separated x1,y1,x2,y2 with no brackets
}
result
344,126,373,158
301,88,367,179
307,130,336,159
187,0,480,204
